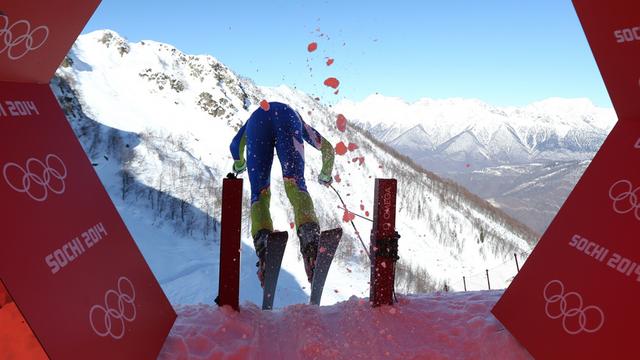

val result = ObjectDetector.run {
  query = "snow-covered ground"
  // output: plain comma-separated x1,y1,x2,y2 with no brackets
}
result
157,291,532,360
1,290,531,359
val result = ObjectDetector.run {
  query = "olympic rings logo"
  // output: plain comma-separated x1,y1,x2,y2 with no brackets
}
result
89,277,137,340
2,154,67,202
543,280,604,335
0,15,49,60
609,179,640,220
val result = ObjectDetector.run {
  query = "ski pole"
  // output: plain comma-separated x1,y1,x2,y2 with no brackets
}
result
329,184,371,260
336,206,373,222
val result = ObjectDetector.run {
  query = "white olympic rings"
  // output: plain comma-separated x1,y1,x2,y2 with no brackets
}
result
89,277,137,340
2,154,67,202
0,15,49,60
543,280,604,335
609,179,640,220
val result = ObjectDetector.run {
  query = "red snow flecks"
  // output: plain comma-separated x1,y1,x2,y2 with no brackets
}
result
365,211,370,217
290,222,295,229
336,114,347,132
319,246,327,254
342,209,356,222
465,163,471,168
358,157,365,165
334,174,342,183
348,142,358,151
335,142,348,155
307,42,318,52
360,204,365,211
260,100,270,111
352,157,358,163
334,89,339,95
323,77,340,89
326,58,334,66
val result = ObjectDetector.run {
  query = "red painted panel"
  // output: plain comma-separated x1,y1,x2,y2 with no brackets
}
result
0,82,175,359
0,0,100,84
493,120,640,358
573,0,640,120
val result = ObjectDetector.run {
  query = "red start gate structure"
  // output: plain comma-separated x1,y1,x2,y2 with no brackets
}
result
0,1,176,359
493,1,640,358
216,177,400,310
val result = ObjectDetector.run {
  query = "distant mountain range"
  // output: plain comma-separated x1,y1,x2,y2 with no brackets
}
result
336,95,617,233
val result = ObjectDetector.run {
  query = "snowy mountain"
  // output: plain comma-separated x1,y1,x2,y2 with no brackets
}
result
336,95,617,232
51,30,537,308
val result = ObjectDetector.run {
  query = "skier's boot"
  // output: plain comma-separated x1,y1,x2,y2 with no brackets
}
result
298,222,320,283
254,229,271,288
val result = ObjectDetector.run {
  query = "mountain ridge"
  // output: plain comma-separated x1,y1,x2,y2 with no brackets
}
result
335,93,616,233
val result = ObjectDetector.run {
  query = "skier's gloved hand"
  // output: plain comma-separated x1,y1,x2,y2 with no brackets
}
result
233,160,247,174
318,173,332,186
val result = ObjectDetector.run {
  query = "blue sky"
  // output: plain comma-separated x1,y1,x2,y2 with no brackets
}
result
83,0,612,107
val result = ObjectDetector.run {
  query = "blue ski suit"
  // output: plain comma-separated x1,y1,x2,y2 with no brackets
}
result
229,102,334,238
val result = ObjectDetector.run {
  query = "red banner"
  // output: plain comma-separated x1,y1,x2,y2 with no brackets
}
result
0,82,176,359
0,0,100,84
493,119,640,358
572,0,640,119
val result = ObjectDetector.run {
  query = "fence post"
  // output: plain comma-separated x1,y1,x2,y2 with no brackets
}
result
463,276,467,291
486,269,491,290
514,253,520,272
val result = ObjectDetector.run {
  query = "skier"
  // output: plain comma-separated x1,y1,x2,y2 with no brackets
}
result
229,102,335,286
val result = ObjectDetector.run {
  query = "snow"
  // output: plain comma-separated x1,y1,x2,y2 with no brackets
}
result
157,291,532,360
1,290,532,359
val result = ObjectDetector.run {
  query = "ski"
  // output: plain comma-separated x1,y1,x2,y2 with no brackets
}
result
262,231,288,310
310,228,343,306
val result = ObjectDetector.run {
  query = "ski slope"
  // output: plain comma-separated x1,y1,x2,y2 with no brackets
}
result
51,29,537,309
